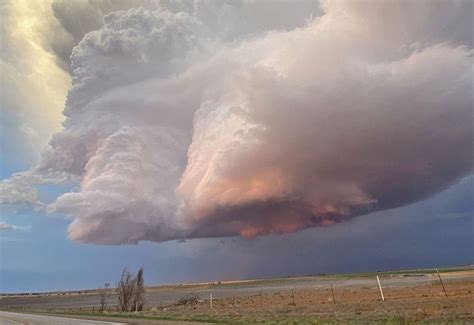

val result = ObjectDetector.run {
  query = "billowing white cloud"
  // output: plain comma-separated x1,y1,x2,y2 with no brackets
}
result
0,170,70,207
1,0,472,244
49,0,145,71
0,172,42,206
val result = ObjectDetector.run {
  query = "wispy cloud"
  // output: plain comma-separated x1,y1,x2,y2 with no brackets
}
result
19,124,39,138
0,222,16,231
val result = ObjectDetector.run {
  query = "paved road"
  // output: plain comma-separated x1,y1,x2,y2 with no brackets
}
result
1,271,472,310
0,311,125,325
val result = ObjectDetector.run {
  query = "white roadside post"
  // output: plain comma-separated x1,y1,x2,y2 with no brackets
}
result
210,292,213,309
376,275,385,301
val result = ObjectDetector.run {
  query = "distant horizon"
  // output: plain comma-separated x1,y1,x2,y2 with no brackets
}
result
2,264,473,295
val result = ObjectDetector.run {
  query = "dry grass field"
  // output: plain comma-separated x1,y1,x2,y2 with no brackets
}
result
135,279,474,323
1,268,473,324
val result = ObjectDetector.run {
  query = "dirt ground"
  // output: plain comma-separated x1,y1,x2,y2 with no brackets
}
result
2,270,473,323
143,279,474,323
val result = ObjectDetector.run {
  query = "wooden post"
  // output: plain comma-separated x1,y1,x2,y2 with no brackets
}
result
292,288,295,305
436,268,448,297
233,292,236,307
376,275,385,301
210,292,213,309
330,282,335,304
259,290,263,308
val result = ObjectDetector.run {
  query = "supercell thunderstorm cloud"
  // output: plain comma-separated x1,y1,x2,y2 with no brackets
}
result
2,0,473,245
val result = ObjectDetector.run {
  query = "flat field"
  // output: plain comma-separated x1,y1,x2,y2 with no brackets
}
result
1,267,473,324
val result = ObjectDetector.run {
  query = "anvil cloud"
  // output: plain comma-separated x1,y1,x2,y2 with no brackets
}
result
2,0,473,244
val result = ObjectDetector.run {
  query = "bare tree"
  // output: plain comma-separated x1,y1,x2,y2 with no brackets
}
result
117,269,135,312
98,282,110,312
132,268,145,311
117,267,146,312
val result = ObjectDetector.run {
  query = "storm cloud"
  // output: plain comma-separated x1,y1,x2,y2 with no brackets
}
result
2,0,473,244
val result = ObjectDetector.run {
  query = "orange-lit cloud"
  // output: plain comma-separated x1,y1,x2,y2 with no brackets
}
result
1,0,472,245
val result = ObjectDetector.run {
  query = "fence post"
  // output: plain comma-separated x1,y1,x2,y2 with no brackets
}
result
330,282,335,304
210,292,213,309
259,290,263,308
436,268,448,297
233,292,236,307
376,275,385,301
292,288,295,305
